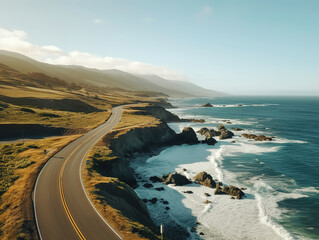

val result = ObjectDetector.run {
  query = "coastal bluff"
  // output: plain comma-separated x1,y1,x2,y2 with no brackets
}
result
84,102,201,239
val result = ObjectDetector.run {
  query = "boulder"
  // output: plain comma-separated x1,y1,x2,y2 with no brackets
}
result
219,129,234,140
163,201,169,205
204,200,212,204
143,183,153,188
204,137,218,146
197,127,210,135
217,124,226,131
162,173,192,186
222,185,245,199
201,103,213,107
242,133,273,141
150,198,157,204
155,187,165,191
183,190,193,194
175,127,199,145
214,186,226,195
204,193,211,197
233,127,244,131
149,176,162,183
194,172,216,188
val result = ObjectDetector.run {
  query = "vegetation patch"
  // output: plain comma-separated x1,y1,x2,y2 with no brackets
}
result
20,108,35,114
0,135,80,240
38,112,61,118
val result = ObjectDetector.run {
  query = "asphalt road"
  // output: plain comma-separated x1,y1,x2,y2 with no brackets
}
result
33,106,123,240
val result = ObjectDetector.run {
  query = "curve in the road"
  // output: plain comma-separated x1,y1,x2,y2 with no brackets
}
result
33,106,123,240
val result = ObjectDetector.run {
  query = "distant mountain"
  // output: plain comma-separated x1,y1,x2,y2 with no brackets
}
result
137,74,225,97
0,50,225,97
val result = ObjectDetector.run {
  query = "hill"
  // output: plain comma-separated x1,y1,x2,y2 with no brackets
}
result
0,50,225,97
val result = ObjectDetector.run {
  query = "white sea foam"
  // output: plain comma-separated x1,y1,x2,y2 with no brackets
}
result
131,103,311,239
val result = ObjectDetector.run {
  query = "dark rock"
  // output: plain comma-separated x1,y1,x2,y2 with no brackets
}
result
149,176,162,183
194,172,216,188
214,186,226,195
165,207,170,210
197,127,210,135
183,190,193,194
219,129,234,140
163,201,169,205
204,137,218,146
204,200,212,204
237,104,243,107
204,193,211,197
199,232,205,235
175,127,199,145
217,124,226,131
201,103,213,107
155,187,165,191
183,168,187,172
222,185,245,199
231,141,236,143
233,127,244,131
150,198,157,204
242,133,273,141
163,173,192,186
230,196,235,199
143,199,148,203
143,183,153,188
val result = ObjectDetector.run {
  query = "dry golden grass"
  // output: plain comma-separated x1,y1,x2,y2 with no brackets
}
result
0,103,111,130
114,105,160,131
0,135,80,240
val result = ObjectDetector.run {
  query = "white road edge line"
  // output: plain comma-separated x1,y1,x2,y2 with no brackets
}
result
33,160,45,240
79,108,123,240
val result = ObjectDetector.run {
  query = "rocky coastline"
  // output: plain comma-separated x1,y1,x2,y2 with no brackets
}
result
96,101,253,239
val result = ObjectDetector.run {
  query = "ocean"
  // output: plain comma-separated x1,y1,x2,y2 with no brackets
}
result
131,96,319,240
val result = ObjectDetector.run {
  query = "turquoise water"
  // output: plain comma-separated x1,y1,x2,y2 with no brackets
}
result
169,96,319,239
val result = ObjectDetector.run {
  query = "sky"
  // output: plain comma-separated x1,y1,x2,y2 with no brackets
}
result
0,0,318,95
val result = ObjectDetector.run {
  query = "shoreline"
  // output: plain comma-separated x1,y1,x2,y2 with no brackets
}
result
127,99,294,240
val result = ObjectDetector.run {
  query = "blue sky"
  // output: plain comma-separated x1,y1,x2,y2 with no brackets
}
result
0,0,318,95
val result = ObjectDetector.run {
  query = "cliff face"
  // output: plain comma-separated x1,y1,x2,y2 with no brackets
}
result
106,122,176,159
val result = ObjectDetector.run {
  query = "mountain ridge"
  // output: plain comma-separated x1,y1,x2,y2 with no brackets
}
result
0,50,225,97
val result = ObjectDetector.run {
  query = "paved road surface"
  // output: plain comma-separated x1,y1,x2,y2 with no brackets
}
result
33,106,123,240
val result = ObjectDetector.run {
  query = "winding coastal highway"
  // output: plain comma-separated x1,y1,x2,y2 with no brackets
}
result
33,106,123,240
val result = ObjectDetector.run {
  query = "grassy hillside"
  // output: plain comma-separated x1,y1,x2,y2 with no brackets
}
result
0,50,223,97
0,63,167,138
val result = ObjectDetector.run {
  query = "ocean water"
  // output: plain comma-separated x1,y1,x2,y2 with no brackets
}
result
131,96,319,240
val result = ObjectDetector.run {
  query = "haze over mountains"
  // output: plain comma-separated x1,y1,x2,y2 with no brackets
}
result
0,50,224,97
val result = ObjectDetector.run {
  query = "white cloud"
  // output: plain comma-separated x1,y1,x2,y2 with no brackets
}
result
93,19,104,24
0,27,186,80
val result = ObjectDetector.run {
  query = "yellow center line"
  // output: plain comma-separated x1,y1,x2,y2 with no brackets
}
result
58,111,119,240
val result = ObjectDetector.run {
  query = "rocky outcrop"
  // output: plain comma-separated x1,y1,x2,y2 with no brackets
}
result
197,124,234,141
214,183,245,199
162,173,192,186
174,127,199,145
95,179,158,238
194,172,216,188
132,105,180,122
233,127,244,131
201,103,214,107
242,133,273,141
219,129,234,140
222,186,245,199
106,122,176,158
